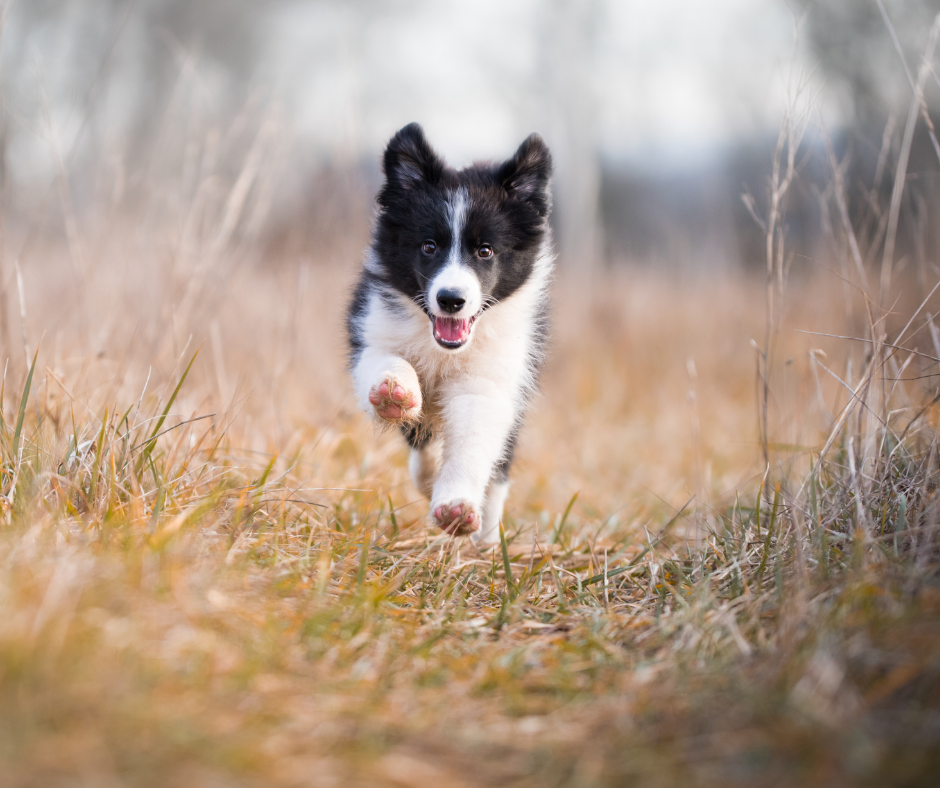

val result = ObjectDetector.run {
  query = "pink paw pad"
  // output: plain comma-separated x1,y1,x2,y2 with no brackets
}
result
368,377,419,421
432,501,479,536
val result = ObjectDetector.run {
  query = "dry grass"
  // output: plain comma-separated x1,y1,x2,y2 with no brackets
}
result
0,196,938,787
0,38,938,776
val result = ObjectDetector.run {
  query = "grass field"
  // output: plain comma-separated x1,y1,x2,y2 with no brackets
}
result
0,192,938,787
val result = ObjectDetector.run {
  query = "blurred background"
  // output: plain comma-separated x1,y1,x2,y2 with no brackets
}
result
0,0,938,515
4,0,940,274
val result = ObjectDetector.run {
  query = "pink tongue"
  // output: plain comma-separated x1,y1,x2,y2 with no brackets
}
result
436,317,469,342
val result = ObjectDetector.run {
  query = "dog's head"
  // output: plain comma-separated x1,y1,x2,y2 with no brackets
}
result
373,123,552,350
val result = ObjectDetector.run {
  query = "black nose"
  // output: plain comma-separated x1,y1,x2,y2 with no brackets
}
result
436,289,466,314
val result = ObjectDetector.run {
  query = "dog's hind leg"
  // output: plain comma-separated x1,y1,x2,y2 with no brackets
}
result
472,431,516,547
406,429,441,500
474,478,510,547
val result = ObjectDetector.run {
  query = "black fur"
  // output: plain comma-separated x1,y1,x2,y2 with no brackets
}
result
346,272,376,361
401,423,432,450
494,425,520,483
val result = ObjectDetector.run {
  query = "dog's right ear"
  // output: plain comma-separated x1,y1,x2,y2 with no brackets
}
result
382,123,444,193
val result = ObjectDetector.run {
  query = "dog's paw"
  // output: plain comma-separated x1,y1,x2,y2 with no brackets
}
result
368,375,421,422
431,498,480,536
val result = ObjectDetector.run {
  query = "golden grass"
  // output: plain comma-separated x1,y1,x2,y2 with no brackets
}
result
1,219,938,787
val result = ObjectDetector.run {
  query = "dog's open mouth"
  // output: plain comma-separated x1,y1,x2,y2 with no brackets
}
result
432,315,477,349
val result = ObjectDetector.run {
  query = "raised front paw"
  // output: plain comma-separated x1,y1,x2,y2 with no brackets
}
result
431,498,480,536
368,375,421,422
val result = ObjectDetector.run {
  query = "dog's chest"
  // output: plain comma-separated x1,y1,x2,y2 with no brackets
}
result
365,286,535,426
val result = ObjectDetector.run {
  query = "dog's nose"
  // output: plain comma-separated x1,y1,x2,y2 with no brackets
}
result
436,289,466,314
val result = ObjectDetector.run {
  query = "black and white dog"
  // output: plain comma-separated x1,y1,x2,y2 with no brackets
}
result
347,123,553,546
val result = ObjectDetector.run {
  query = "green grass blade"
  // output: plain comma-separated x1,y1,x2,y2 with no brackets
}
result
388,495,398,538
11,348,39,466
551,491,579,544
583,494,692,587
139,350,199,466
89,408,108,506
499,523,517,599
357,534,371,589
756,483,780,588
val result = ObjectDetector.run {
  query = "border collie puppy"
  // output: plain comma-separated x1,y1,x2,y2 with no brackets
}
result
347,123,553,546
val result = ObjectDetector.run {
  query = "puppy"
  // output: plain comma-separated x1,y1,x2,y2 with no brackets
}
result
347,123,553,546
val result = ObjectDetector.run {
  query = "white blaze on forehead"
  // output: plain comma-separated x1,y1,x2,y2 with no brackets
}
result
428,187,482,319
445,187,469,266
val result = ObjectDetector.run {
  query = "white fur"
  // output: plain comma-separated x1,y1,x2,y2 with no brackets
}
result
352,238,553,546
409,439,441,499
475,479,510,546
428,189,481,319
363,247,383,276
353,349,422,415
429,263,482,319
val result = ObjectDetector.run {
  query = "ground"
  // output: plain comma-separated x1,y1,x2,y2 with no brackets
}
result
0,242,938,786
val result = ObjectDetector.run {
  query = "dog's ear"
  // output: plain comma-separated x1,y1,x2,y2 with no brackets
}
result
382,123,444,192
498,133,552,216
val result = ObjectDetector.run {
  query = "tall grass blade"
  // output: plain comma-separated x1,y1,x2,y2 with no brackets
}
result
11,348,39,467
138,350,199,467
499,523,516,599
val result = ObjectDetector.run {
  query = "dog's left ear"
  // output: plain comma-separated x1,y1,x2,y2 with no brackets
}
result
498,133,552,216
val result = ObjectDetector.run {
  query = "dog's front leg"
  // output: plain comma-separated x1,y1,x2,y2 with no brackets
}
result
353,349,422,423
431,379,516,537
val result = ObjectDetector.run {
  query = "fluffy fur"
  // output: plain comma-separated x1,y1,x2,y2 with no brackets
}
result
347,123,553,546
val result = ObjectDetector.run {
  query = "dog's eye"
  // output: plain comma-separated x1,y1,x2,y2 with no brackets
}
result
477,244,494,259
421,241,437,256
